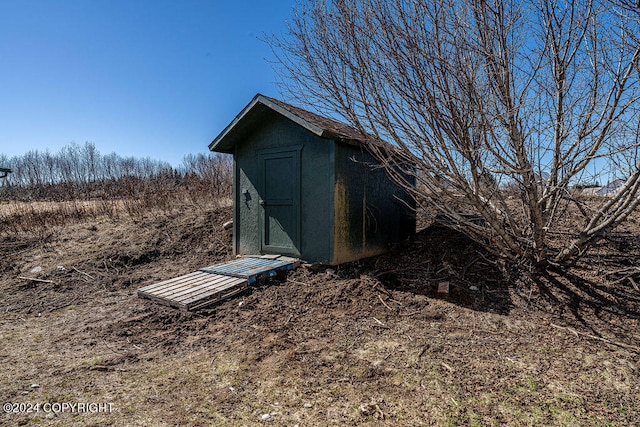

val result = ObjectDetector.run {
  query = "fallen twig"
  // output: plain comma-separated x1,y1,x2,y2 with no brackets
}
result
401,310,422,317
606,267,640,286
373,317,385,326
604,266,640,277
73,267,95,280
374,267,429,277
476,251,499,266
18,276,55,284
50,297,79,311
551,323,640,352
378,294,394,311
286,278,309,286
417,346,429,359
441,361,455,373
372,317,390,329
89,365,127,372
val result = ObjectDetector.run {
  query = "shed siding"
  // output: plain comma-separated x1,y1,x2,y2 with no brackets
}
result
235,110,334,263
333,143,415,264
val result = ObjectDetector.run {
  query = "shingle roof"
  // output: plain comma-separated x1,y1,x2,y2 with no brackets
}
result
261,95,369,143
209,94,371,153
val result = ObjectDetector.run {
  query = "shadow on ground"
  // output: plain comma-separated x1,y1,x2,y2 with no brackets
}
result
527,259,640,346
319,222,514,315
308,222,640,349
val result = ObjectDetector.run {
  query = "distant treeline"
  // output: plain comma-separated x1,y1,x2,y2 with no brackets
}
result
0,142,232,202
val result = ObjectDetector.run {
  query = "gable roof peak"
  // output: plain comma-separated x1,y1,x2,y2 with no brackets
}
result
209,94,368,153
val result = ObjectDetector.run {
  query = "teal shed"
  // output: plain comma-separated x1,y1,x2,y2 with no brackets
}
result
209,94,415,265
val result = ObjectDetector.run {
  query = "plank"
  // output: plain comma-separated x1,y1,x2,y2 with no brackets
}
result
159,275,242,300
138,271,202,292
138,254,299,311
178,279,246,305
171,276,246,301
149,273,229,297
186,287,247,311
137,272,248,312
200,257,295,283
273,256,300,268
142,272,220,296
137,291,183,310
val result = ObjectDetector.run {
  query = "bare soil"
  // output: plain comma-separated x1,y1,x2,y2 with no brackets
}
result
1,202,639,426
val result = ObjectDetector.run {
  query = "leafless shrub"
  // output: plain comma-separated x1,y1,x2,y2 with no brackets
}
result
270,0,640,269
180,153,233,209
0,143,233,233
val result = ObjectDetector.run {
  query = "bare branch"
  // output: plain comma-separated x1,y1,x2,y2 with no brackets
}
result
271,0,640,269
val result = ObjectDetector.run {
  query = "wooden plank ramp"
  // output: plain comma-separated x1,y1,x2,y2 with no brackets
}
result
137,255,299,311
199,255,299,284
137,272,248,311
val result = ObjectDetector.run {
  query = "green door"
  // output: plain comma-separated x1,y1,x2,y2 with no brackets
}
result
259,146,301,255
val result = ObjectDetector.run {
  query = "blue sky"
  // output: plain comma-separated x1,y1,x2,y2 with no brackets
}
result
0,0,294,166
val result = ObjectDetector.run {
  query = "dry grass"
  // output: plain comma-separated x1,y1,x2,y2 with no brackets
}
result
0,193,232,237
0,199,638,426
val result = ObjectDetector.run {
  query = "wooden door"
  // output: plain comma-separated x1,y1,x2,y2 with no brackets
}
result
259,146,301,255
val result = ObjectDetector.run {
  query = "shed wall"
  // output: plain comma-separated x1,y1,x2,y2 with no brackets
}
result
235,110,335,263
333,144,416,264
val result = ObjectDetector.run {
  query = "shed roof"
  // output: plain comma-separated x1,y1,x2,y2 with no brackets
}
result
209,94,369,153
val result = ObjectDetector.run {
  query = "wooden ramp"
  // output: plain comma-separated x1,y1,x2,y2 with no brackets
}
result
137,272,247,311
199,256,298,284
137,256,299,311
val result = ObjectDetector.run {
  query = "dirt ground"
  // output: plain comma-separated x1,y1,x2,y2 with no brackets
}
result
0,202,639,426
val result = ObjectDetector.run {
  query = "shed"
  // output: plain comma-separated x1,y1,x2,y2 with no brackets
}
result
0,167,11,179
209,94,415,265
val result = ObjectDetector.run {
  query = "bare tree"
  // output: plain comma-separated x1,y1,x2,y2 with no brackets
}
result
0,142,234,206
181,153,233,199
270,0,640,268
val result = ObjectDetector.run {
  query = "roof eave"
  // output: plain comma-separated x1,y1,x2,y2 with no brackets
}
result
209,94,328,153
